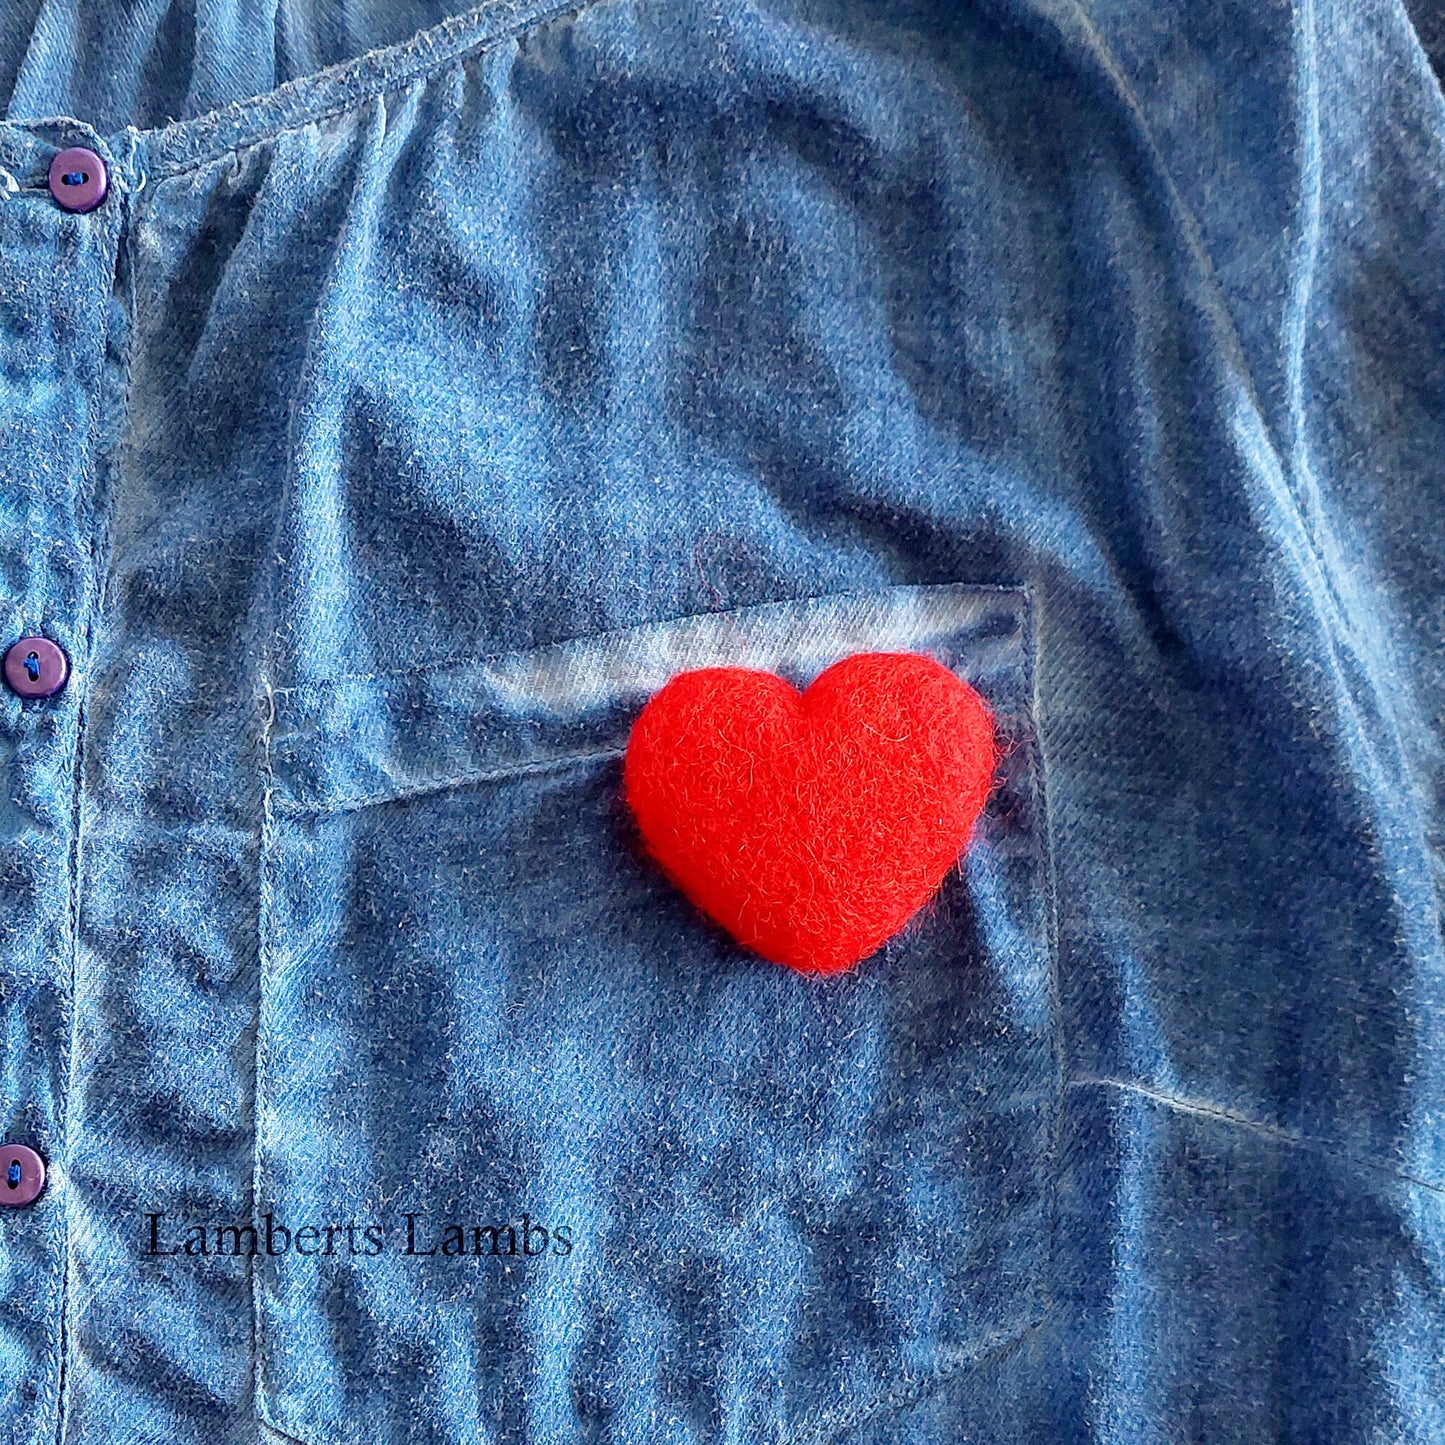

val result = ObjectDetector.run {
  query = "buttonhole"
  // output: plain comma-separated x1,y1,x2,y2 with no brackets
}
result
6,1160,19,1189
23,653,39,681
62,171,87,187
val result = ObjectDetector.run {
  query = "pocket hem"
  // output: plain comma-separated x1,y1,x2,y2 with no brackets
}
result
263,582,1033,816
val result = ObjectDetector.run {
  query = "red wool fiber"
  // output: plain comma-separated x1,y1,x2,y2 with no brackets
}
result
622,651,1000,976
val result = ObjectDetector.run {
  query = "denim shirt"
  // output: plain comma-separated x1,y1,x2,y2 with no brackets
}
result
0,1,1442,1442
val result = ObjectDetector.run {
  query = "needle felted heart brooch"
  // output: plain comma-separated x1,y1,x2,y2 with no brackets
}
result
622,651,999,976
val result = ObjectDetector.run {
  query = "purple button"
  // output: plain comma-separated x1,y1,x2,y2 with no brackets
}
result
47,146,108,213
0,1145,46,1208
3,637,69,699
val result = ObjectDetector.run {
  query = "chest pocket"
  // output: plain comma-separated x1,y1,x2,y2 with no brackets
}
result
253,581,1056,1445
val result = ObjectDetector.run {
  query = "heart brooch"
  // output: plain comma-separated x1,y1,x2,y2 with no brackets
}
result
622,651,999,976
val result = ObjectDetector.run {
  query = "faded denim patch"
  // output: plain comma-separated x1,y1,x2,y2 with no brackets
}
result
255,582,1056,1444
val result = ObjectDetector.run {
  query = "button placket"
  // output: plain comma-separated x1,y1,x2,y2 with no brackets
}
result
0,126,128,1442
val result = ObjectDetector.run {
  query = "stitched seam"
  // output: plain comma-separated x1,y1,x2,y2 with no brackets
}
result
242,46,368,1419
253,677,288,1441
1021,580,1066,1338
256,1412,314,1445
803,1316,1046,1445
1071,1075,1445,1196
247,93,444,1431
144,0,594,185
271,744,626,818
254,675,292,1443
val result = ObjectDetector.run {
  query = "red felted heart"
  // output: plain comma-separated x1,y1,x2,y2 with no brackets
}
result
622,651,999,976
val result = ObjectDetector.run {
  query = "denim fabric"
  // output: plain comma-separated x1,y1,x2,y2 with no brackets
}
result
0,1,1442,1443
